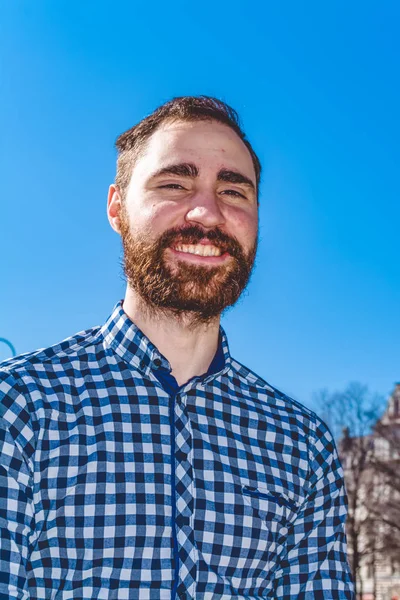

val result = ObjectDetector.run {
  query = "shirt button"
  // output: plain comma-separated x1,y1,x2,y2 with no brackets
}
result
153,358,162,368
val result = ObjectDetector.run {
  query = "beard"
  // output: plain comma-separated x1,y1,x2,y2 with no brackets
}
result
119,211,257,325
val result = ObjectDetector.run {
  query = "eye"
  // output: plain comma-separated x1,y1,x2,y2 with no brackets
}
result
222,189,246,199
158,184,185,190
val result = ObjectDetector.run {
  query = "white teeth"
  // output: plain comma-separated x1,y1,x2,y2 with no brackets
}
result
174,244,222,257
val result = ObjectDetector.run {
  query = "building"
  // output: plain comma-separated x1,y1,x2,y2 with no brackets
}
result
341,384,400,600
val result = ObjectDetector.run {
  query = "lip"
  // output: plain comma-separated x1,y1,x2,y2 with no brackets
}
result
167,246,231,265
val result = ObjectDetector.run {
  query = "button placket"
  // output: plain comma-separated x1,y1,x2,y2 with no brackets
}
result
173,392,198,598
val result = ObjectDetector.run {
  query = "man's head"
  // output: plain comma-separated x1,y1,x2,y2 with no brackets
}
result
107,96,261,324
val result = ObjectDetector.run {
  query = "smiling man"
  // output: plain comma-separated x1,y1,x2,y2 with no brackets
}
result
0,97,354,599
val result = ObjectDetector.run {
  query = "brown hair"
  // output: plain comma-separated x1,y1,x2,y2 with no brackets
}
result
115,96,261,198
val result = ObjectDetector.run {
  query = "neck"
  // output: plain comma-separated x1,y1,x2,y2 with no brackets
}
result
123,287,221,386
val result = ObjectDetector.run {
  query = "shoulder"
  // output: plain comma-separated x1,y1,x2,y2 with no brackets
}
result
0,324,103,432
228,357,332,443
228,359,340,480
228,357,316,421
0,324,103,379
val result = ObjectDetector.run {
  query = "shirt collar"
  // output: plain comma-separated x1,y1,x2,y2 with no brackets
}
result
101,300,231,377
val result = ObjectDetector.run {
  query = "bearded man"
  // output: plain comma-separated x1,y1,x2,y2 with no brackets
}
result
0,96,354,599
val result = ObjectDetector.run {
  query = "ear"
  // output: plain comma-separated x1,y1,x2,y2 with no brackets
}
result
107,184,123,234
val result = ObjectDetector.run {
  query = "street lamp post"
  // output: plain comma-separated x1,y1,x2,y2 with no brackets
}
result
0,338,17,358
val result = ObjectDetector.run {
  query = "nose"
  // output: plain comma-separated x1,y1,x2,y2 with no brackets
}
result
185,191,226,229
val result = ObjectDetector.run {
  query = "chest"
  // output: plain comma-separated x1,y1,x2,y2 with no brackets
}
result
31,385,309,596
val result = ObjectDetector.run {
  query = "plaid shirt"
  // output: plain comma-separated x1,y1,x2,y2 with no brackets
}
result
0,301,354,599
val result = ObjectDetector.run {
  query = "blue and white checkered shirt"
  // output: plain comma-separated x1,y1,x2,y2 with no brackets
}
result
0,301,354,599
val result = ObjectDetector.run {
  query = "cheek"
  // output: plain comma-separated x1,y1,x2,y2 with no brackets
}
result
228,208,258,248
129,200,183,237
148,202,186,235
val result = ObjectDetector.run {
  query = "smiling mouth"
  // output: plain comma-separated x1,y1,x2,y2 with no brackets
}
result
173,244,223,257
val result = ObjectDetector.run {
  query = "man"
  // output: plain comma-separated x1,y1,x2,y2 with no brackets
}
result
0,96,354,599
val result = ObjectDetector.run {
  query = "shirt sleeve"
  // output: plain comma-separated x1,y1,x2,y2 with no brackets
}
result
0,371,35,600
272,416,355,600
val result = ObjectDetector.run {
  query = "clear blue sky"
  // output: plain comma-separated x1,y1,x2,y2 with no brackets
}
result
1,1,399,411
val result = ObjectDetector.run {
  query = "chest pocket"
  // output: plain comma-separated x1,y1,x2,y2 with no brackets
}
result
242,484,301,537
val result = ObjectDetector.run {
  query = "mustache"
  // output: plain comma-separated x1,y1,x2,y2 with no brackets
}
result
158,225,245,259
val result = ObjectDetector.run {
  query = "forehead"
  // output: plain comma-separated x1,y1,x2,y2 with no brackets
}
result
132,120,256,183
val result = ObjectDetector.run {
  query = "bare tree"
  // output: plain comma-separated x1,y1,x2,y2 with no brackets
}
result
314,382,384,599
370,413,400,565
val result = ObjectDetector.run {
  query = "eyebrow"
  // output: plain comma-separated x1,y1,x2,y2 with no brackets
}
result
151,162,256,192
151,162,199,179
217,168,256,191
